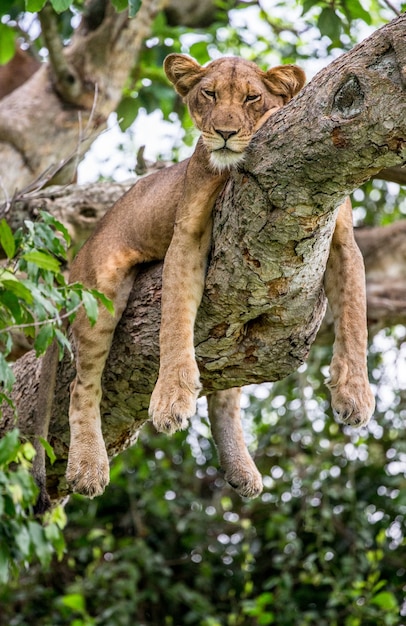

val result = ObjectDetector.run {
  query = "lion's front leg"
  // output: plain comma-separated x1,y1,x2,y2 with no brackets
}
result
324,198,375,427
149,221,211,434
149,143,228,434
67,248,138,497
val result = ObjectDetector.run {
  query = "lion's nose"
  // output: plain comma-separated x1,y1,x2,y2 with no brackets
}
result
215,129,239,141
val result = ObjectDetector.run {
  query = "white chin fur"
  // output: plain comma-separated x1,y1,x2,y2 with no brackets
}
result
209,150,245,171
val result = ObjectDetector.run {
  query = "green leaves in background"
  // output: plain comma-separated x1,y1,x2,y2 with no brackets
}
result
318,7,342,42
0,429,66,583
0,23,15,65
24,0,72,12
0,219,16,259
24,0,46,12
110,0,141,17
0,211,113,411
48,0,71,13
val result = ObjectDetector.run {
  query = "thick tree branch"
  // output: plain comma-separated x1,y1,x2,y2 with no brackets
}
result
373,164,406,185
1,16,405,499
4,178,405,336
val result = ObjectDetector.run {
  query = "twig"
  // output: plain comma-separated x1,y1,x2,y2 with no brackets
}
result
380,0,401,16
0,302,82,336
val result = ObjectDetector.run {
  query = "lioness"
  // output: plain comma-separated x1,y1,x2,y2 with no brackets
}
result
37,54,375,505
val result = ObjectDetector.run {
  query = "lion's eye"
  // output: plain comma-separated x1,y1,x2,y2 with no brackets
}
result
245,94,260,103
203,89,216,99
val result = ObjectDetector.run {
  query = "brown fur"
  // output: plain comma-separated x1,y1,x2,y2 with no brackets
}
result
0,47,40,100
38,55,374,503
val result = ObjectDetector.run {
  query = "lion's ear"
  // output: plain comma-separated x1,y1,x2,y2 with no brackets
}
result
164,54,205,97
264,65,306,102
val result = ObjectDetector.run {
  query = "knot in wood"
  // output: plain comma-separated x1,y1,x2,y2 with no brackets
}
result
332,75,364,118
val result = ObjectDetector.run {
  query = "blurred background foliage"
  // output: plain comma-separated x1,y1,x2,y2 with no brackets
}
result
0,0,405,623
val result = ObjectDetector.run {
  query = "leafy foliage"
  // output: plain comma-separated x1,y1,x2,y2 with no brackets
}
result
0,211,113,411
0,428,66,584
0,210,114,581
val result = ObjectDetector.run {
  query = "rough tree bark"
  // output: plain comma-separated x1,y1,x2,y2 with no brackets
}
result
4,179,405,339
1,16,405,500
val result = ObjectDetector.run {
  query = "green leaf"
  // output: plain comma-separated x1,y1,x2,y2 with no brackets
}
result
317,7,342,42
61,593,86,613
0,219,16,259
34,323,54,356
0,429,20,466
0,289,25,324
0,549,9,585
54,328,72,358
301,0,316,15
345,0,372,24
128,0,141,17
111,0,130,12
81,291,99,325
371,591,398,611
27,521,53,567
117,96,139,131
22,250,61,273
49,0,71,12
91,289,114,315
188,41,211,66
0,24,16,66
14,525,31,558
0,353,15,393
1,277,34,304
25,0,47,11
39,211,71,246
43,521,65,562
39,437,57,465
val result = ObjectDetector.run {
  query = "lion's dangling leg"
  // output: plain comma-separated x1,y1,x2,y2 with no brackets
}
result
67,306,116,496
208,388,263,498
149,142,228,434
324,197,375,427
67,248,139,497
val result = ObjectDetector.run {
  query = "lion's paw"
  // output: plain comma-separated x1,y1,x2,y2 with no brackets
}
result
225,462,263,499
149,367,201,434
66,440,110,498
326,366,375,428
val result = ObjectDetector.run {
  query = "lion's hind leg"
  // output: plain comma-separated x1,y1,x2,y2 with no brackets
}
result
208,388,263,498
324,198,375,428
67,248,140,497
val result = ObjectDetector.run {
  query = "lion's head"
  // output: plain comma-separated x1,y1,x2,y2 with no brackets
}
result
164,54,305,171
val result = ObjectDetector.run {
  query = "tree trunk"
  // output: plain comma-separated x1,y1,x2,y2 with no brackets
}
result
2,15,406,499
